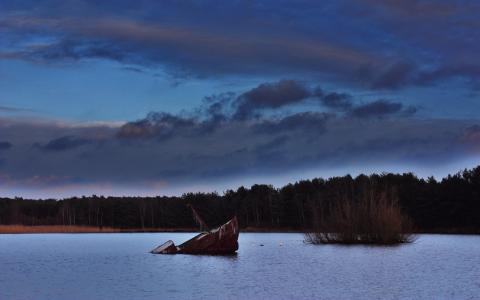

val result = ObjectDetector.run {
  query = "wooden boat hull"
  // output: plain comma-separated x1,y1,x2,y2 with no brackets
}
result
151,217,239,255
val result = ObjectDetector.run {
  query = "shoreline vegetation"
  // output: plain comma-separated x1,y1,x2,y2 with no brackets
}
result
0,225,478,235
1,166,479,238
0,225,195,234
0,225,305,234
0,225,298,234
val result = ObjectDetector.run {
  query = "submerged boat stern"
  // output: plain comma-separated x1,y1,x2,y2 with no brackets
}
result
151,217,239,255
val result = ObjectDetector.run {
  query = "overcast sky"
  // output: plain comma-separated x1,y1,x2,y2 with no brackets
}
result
1,0,479,198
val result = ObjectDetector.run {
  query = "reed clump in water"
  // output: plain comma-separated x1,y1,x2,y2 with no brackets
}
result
305,191,415,245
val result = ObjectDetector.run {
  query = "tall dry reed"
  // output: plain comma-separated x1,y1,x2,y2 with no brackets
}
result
305,191,415,245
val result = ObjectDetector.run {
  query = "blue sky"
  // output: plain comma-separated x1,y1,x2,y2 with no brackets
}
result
0,0,480,197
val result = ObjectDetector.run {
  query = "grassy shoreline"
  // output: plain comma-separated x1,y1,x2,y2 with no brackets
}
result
0,225,196,234
0,225,479,234
0,225,300,234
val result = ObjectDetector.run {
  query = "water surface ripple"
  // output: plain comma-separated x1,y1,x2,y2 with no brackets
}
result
0,233,479,299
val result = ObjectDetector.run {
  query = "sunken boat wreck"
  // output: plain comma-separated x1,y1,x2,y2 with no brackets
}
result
151,217,239,255
151,205,239,255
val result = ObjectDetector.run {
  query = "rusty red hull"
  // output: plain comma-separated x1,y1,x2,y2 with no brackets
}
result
151,217,239,255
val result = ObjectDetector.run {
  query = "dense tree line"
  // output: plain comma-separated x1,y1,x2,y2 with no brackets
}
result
1,166,479,233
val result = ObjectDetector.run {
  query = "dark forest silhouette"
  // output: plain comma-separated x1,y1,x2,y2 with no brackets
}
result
1,166,479,233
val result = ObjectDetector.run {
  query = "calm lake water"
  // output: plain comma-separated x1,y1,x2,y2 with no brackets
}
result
0,233,479,300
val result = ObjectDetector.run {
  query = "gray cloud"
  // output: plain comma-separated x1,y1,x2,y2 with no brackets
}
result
348,0,480,89
114,80,415,132
461,125,480,148
349,100,416,118
0,105,34,113
255,112,330,134
418,64,480,86
117,112,197,140
321,92,353,111
1,1,479,91
0,15,377,83
233,80,311,120
359,61,480,90
201,92,236,121
37,135,93,151
0,141,12,150
370,62,416,89
358,0,477,20
228,80,416,120
121,66,145,73
0,102,475,196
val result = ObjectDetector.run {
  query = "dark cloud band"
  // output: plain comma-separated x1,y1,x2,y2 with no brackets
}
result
2,0,479,89
0,81,476,194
